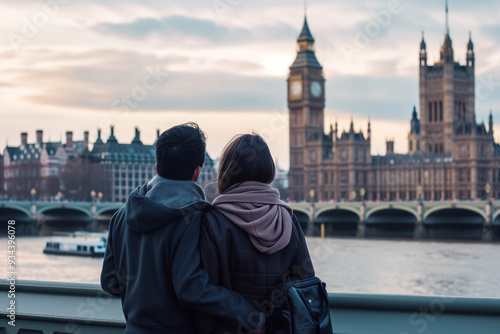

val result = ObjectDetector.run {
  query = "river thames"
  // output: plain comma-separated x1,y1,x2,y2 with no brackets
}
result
2,236,499,298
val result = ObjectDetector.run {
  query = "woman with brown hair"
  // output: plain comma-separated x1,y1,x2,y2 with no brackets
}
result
198,133,315,333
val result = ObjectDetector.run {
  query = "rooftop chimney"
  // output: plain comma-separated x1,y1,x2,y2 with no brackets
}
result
156,129,160,139
21,132,28,147
83,131,89,149
66,131,73,149
386,139,394,155
36,130,43,146
132,127,142,144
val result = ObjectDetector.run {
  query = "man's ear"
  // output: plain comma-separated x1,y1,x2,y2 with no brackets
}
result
192,166,201,182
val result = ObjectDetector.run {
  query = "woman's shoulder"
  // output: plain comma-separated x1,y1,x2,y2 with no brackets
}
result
203,207,228,224
201,207,234,234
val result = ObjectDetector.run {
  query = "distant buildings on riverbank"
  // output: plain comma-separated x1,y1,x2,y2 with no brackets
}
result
1,128,216,202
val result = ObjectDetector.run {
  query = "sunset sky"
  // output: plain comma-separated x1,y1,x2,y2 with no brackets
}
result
1,0,499,169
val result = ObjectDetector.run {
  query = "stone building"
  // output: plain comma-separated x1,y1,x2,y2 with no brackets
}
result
83,126,217,203
2,127,218,202
83,127,157,203
2,130,89,200
288,14,500,202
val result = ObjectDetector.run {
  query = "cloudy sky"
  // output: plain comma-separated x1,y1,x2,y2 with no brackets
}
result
1,0,500,168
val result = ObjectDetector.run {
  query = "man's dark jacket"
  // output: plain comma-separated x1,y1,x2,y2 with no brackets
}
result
101,177,262,334
198,209,315,333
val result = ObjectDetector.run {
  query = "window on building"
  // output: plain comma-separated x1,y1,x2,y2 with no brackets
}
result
434,101,438,122
340,171,348,184
439,101,443,121
428,102,433,122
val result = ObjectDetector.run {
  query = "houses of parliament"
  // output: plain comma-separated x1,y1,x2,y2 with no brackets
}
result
288,11,500,202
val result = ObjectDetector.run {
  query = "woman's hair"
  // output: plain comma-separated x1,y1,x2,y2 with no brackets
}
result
217,133,276,194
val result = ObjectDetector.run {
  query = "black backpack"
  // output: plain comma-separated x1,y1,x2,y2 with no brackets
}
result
268,277,334,334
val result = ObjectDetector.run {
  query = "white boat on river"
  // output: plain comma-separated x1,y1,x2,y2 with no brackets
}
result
43,231,108,257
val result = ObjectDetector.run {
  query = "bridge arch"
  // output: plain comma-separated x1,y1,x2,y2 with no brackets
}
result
424,207,485,240
315,206,361,220
37,205,92,220
37,205,92,235
0,205,31,219
365,206,418,238
96,205,122,217
0,206,32,235
314,207,360,237
424,205,487,222
366,206,418,221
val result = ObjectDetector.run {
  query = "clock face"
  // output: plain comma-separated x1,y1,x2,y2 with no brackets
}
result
311,81,322,97
290,81,302,98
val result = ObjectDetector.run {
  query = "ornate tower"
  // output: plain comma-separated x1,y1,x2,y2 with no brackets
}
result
408,106,420,154
288,15,325,201
419,1,475,154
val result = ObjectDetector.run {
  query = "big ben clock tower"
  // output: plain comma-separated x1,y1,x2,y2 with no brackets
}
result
288,15,325,201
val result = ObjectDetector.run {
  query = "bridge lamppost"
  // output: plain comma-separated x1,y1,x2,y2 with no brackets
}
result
90,190,98,232
360,188,366,202
417,186,423,201
30,188,37,235
349,190,356,202
485,183,491,201
90,190,96,203
30,188,37,204
97,192,103,202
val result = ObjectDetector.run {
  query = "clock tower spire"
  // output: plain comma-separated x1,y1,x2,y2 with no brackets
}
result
288,12,326,202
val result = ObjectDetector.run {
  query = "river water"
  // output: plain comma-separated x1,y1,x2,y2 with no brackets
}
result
1,236,499,298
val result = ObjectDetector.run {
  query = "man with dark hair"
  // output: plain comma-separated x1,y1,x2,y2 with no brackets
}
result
101,123,264,334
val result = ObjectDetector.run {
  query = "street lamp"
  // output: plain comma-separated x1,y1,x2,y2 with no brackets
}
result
30,188,37,203
360,188,366,202
91,190,96,202
349,190,356,202
309,189,315,203
417,185,423,201
485,183,491,201
56,191,62,202
97,192,103,202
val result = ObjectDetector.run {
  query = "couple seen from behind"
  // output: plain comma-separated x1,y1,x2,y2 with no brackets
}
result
101,122,329,334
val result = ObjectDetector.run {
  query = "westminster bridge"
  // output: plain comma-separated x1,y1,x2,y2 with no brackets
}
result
1,199,499,240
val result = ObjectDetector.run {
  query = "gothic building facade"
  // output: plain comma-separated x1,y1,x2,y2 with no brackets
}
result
288,16,500,202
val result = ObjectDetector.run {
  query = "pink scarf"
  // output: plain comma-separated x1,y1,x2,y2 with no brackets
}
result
213,181,293,254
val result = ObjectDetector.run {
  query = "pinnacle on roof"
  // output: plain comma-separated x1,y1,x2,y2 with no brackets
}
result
107,126,118,144
95,129,103,145
132,127,143,145
297,16,314,42
441,0,453,56
468,31,474,50
445,0,450,36
290,13,322,69
420,31,426,50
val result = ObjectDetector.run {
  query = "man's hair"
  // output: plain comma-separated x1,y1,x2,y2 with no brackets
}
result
156,123,206,180
217,133,276,194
